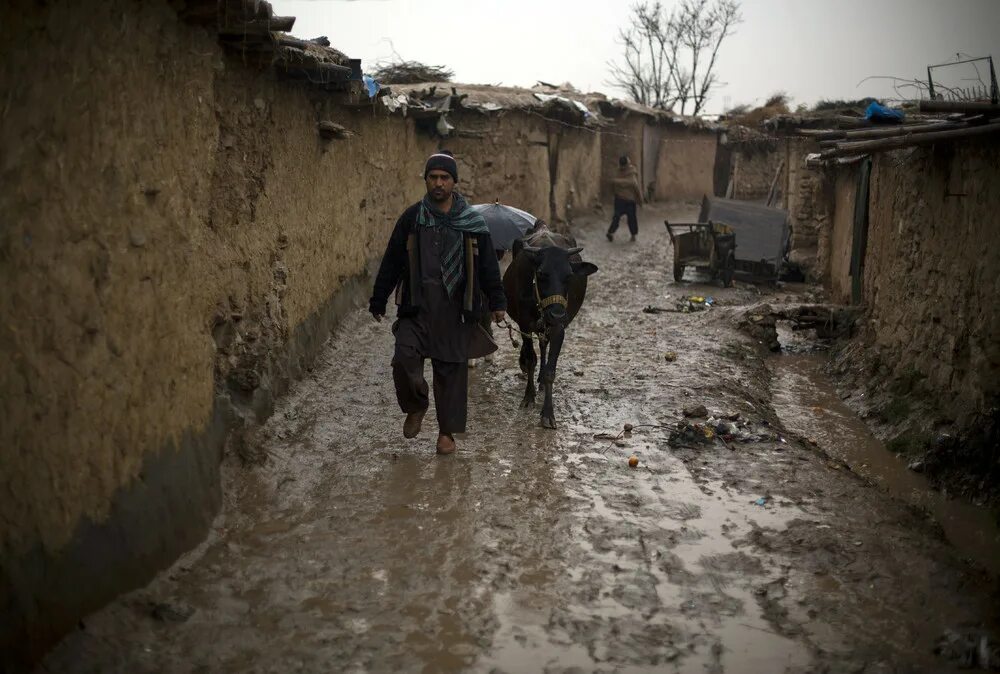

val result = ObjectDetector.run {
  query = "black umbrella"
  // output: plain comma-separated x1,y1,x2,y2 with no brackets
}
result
471,202,538,251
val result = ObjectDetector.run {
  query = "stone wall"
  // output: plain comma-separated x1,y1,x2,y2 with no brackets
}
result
861,139,1000,428
784,137,832,280
728,139,783,201
826,138,1000,501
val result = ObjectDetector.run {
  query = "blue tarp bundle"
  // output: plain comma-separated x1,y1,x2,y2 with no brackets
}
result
363,75,380,99
864,101,905,124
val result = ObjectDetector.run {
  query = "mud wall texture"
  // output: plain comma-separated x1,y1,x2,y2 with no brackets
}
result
0,0,438,664
783,137,831,280
441,111,550,221
655,126,718,202
728,140,783,201
444,111,601,226
551,125,603,224
859,139,1000,433
600,114,646,202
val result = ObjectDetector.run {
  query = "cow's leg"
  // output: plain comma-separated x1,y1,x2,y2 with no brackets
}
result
539,329,565,429
537,339,548,385
519,335,537,408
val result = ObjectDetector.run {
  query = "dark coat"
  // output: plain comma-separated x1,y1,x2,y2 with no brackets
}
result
369,202,507,321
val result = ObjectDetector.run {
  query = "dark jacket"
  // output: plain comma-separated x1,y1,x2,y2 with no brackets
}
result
369,202,507,320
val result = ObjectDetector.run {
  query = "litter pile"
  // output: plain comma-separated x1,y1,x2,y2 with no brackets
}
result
670,405,783,447
678,296,716,313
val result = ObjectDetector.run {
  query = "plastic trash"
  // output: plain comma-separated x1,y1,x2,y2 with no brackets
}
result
864,100,904,124
362,74,381,99
754,496,767,506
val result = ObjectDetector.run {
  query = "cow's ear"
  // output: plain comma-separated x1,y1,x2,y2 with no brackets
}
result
572,261,599,276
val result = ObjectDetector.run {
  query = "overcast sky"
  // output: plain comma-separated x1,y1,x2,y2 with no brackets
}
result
279,0,1000,113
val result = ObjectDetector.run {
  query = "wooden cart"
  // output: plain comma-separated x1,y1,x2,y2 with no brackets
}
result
664,220,737,287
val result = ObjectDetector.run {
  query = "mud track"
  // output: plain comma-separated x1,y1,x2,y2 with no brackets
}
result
43,204,999,673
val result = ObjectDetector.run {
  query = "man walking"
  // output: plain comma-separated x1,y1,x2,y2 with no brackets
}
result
606,154,644,242
369,152,507,455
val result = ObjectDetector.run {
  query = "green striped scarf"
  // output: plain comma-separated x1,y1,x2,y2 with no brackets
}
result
416,193,489,299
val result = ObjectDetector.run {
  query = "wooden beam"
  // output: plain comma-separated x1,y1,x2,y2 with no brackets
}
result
821,119,1000,158
766,159,785,207
919,100,1000,115
818,121,967,147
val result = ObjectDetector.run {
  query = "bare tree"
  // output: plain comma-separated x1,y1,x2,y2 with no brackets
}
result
607,0,741,115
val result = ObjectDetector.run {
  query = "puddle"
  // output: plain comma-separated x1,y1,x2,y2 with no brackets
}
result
771,350,1000,575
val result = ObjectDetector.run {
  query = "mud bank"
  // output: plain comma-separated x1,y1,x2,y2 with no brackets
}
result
41,204,1000,674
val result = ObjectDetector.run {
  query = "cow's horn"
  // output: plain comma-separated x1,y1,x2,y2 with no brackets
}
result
522,245,542,253
566,246,583,255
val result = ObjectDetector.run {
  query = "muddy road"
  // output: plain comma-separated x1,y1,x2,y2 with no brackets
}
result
43,204,1000,673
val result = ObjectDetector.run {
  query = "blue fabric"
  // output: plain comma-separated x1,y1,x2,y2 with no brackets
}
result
363,75,380,99
864,101,904,123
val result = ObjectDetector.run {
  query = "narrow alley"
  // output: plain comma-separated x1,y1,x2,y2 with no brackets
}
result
40,204,1000,674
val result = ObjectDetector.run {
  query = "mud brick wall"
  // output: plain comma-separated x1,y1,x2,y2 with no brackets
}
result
600,114,646,202
551,124,603,224
860,138,1000,430
0,0,442,663
439,110,550,221
728,139,783,201
444,111,601,226
655,125,719,202
784,137,832,280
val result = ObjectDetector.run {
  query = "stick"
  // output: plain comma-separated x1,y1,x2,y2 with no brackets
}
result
765,159,785,207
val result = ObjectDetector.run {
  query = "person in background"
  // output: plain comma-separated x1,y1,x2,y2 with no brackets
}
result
606,154,644,243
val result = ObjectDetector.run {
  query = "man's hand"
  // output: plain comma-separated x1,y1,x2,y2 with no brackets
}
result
492,310,506,325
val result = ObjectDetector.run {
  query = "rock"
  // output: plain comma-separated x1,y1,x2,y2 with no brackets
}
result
907,459,925,473
129,227,147,247
683,404,708,418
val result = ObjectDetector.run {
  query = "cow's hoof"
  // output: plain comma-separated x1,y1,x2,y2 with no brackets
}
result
521,396,535,409
540,415,557,429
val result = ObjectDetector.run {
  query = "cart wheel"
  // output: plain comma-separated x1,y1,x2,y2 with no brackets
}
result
721,251,735,288
673,261,684,282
